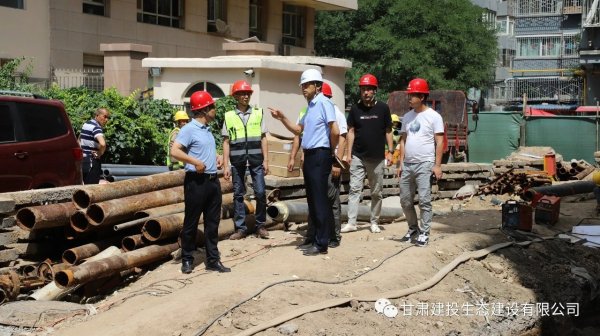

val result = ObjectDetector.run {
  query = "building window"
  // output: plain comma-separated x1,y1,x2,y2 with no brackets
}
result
481,9,497,30
516,0,560,16
208,0,227,33
183,81,225,110
83,0,106,16
516,35,579,58
498,48,515,67
249,0,264,40
137,0,183,28
495,17,514,35
0,0,23,9
282,4,305,47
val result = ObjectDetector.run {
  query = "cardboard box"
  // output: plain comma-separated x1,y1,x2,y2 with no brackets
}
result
268,151,301,167
267,138,295,153
269,165,301,177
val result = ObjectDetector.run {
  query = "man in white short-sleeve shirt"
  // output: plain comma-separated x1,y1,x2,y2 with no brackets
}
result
396,78,444,247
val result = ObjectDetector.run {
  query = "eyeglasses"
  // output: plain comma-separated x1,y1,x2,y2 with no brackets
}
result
235,92,252,96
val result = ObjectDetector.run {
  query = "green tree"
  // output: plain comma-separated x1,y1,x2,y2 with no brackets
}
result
316,0,497,101
0,57,35,92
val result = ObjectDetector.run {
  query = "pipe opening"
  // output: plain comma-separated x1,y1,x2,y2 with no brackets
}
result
54,271,71,288
72,190,91,209
70,212,89,232
0,290,7,304
122,236,139,251
16,209,36,230
87,204,105,224
62,250,78,265
144,220,162,241
266,206,280,219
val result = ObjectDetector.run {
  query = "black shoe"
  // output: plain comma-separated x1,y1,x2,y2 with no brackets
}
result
205,261,231,273
303,246,328,256
328,240,340,248
181,260,193,274
297,239,314,249
400,228,419,242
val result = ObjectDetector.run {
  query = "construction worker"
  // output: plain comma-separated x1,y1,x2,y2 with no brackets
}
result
166,110,190,170
341,73,394,234
269,69,340,256
291,81,347,248
223,80,270,240
397,78,444,247
171,91,230,273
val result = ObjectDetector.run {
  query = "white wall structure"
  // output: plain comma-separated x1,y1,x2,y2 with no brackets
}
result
143,55,351,138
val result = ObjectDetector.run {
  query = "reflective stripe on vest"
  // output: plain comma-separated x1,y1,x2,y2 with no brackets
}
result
166,127,184,167
224,107,264,166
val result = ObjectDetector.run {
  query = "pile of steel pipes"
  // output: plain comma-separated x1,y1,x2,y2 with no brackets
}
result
102,164,169,182
556,160,595,181
477,168,553,196
0,170,263,303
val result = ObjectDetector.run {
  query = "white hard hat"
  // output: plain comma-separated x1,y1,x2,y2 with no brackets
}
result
299,69,323,86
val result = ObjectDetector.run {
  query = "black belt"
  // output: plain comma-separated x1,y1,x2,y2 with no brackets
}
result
303,147,329,154
186,171,218,180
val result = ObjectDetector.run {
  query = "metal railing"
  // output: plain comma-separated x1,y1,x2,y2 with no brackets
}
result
515,0,562,16
506,76,583,102
52,68,104,92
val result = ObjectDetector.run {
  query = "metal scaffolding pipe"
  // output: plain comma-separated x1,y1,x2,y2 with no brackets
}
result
54,243,179,288
16,202,77,231
522,181,596,202
86,186,184,227
69,210,91,233
122,234,146,252
62,238,119,265
72,170,185,209
134,202,185,219
267,201,404,223
103,166,169,176
37,261,69,282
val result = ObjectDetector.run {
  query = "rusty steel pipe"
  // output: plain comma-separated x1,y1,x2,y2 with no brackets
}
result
267,201,404,223
62,239,119,265
121,234,146,252
16,202,77,231
0,271,20,304
141,199,253,242
134,202,186,219
38,261,69,282
72,170,186,209
70,210,92,233
54,243,179,288
573,166,595,180
522,181,596,202
86,186,184,227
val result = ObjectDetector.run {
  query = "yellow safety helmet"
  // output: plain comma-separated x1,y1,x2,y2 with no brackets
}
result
391,114,400,123
593,170,600,186
174,110,189,121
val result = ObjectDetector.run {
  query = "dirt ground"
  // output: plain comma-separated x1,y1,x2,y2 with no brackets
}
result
13,194,600,336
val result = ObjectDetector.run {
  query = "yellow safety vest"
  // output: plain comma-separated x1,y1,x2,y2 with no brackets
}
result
224,107,264,166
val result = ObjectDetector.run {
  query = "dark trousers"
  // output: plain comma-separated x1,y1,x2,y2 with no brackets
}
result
303,148,333,251
180,172,222,264
82,157,102,184
306,172,341,243
231,164,267,232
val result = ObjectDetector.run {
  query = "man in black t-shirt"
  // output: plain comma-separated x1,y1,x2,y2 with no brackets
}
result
341,74,394,234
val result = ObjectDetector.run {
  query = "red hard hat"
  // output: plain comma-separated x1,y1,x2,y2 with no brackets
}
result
231,80,253,95
359,74,378,87
322,82,333,98
190,91,215,111
407,78,430,94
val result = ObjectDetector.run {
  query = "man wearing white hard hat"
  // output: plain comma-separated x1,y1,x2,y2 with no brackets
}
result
269,69,340,256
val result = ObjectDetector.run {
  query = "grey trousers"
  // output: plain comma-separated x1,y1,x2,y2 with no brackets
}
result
399,161,434,234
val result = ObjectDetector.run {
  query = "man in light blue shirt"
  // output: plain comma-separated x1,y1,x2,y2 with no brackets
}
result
269,69,340,256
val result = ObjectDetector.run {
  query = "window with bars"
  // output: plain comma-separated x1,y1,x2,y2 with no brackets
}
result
282,4,305,47
482,9,497,30
208,0,226,33
516,0,560,16
137,0,183,28
498,48,515,67
83,0,106,16
495,17,514,35
517,35,578,57
249,0,263,40
0,0,23,9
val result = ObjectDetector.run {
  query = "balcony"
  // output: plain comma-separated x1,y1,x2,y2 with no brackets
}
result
563,0,583,14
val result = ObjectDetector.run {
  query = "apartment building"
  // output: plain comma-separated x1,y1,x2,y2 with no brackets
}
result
580,0,600,105
0,0,357,90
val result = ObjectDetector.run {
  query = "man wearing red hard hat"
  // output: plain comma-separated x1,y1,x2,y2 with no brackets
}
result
341,74,394,235
171,91,230,274
396,78,444,247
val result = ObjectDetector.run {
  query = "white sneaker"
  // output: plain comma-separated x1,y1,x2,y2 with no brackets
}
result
341,224,357,233
416,233,429,247
370,224,381,233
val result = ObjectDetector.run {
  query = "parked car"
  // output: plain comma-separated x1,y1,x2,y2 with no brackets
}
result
0,91,83,193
